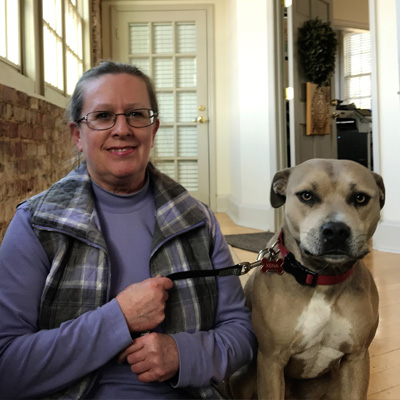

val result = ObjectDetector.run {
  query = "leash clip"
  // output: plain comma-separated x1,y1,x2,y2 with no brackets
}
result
238,259,265,275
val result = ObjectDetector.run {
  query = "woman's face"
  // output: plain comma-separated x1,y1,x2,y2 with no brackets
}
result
70,73,159,194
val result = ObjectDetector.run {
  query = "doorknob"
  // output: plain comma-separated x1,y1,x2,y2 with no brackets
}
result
331,112,340,120
193,116,208,123
331,99,343,107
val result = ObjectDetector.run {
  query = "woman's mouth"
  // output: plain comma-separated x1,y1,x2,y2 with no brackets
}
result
107,146,136,155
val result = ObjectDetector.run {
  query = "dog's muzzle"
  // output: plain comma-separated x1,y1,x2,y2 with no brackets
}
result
301,222,360,261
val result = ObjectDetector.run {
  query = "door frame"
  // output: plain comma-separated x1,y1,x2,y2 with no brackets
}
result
101,1,217,208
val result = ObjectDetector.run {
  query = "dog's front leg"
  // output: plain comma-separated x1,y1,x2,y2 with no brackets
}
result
256,350,285,400
333,350,370,400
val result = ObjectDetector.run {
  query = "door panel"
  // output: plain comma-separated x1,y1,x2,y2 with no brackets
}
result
287,0,337,166
112,9,210,204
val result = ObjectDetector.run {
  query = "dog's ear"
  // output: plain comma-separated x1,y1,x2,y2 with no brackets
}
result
270,168,292,208
372,172,385,209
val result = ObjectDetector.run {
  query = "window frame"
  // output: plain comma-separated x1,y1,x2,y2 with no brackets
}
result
0,0,91,108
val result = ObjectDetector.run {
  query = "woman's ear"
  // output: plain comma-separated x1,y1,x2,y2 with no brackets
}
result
70,122,83,152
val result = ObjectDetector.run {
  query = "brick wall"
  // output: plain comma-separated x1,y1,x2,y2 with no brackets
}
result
0,84,75,240
0,0,103,241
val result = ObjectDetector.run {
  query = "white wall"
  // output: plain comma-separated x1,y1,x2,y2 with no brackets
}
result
220,0,277,232
370,0,400,253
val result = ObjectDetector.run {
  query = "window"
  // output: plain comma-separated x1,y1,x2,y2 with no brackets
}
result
0,0,89,106
343,32,372,109
43,0,84,95
0,0,20,67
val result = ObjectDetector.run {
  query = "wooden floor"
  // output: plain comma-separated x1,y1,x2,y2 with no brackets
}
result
216,213,400,400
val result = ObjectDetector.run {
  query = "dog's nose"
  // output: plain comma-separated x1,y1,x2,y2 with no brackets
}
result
321,222,351,246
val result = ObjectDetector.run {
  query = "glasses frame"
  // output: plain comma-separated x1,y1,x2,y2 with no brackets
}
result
76,109,158,131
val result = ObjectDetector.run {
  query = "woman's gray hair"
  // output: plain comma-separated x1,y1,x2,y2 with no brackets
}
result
67,60,159,123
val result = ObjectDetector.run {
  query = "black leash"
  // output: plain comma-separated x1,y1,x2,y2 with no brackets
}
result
166,259,265,281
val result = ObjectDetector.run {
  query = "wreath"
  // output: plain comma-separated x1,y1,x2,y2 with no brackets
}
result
298,18,338,86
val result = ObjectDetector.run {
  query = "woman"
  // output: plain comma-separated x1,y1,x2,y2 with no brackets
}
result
0,61,256,399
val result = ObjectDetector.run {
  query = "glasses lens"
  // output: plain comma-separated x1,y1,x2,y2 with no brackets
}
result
126,109,154,128
87,111,115,130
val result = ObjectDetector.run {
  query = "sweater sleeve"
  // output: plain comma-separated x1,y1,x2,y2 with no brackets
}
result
170,213,257,388
0,204,133,398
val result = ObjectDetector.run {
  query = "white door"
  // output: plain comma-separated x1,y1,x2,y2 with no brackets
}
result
111,9,210,204
286,0,337,166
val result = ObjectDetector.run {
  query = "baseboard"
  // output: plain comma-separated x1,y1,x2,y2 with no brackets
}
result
218,195,275,232
372,220,400,254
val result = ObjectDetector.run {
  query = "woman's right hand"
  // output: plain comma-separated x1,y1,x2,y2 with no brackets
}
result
116,276,173,333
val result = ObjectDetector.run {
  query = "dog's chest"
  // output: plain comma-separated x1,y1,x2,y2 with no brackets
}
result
289,291,353,379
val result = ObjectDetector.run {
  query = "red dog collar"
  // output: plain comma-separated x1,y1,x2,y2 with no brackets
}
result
261,231,356,286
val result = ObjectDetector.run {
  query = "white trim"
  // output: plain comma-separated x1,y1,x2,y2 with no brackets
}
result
373,221,400,254
397,0,400,95
369,0,381,174
224,196,275,232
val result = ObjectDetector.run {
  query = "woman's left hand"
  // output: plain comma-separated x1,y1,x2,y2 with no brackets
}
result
118,332,179,382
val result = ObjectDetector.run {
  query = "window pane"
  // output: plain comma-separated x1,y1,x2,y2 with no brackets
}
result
66,50,82,95
177,23,196,53
130,23,150,53
177,92,196,122
154,58,174,88
158,92,174,123
43,0,64,90
154,127,175,157
177,57,196,88
130,58,150,75
155,160,176,180
343,32,372,109
65,0,83,95
43,0,62,34
178,160,198,191
153,23,173,54
43,24,64,90
178,126,197,157
0,0,20,66
0,0,7,58
65,1,83,58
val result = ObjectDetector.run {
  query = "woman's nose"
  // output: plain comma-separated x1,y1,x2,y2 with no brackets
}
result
112,114,133,135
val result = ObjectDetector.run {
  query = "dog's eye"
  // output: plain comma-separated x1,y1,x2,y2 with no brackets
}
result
297,191,315,205
301,192,313,201
354,193,370,206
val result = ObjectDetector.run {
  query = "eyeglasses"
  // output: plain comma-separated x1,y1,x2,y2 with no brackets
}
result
76,109,157,130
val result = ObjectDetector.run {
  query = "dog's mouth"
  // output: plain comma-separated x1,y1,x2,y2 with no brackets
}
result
302,248,360,263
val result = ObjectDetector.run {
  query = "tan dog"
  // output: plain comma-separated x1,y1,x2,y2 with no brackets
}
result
229,159,385,400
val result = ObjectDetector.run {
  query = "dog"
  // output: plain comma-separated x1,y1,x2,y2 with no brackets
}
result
228,158,385,400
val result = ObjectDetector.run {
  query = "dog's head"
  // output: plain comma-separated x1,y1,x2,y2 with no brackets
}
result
271,159,385,266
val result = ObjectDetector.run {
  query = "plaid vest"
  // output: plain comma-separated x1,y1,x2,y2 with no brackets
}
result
27,162,223,399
